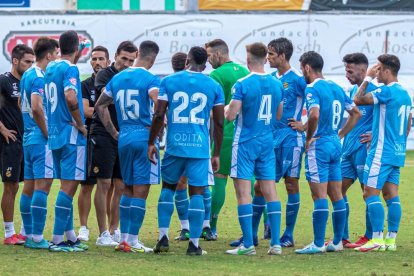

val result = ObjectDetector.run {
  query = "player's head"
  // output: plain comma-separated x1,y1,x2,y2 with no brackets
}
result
171,52,187,73
342,53,368,86
376,54,400,84
267,38,293,68
138,40,159,69
114,41,138,71
205,39,229,69
33,37,59,64
11,44,34,77
299,51,324,84
59,30,79,56
186,46,208,72
245,42,267,70
90,46,110,74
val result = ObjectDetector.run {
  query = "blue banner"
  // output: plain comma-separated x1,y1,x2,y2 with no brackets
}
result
0,0,30,8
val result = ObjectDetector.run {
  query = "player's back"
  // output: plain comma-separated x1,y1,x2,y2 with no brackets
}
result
21,66,47,146
160,70,224,158
233,73,283,144
44,60,85,149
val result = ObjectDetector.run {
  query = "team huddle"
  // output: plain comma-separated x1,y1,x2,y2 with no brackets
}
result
0,30,411,256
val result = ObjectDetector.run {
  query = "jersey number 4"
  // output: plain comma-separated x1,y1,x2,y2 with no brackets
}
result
172,92,207,125
258,95,272,125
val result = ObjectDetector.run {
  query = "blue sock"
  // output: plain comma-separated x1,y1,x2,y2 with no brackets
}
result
129,198,146,237
313,198,329,247
31,190,48,242
343,195,349,240
365,206,373,239
332,199,346,245
267,201,281,246
238,204,253,248
366,195,384,234
53,191,72,242
158,188,174,228
174,188,189,221
284,193,300,237
20,194,32,238
188,195,204,240
203,187,211,222
386,196,401,233
252,196,265,240
120,195,131,239
65,205,74,232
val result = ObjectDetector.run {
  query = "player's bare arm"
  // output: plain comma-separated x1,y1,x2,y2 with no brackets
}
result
31,94,48,139
148,99,168,164
276,101,283,121
94,92,117,140
338,106,361,139
354,64,379,106
65,88,87,137
82,98,94,119
224,99,241,122
305,107,319,149
407,113,412,137
212,104,224,173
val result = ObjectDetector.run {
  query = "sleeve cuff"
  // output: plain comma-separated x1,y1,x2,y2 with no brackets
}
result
64,86,78,95
148,86,159,95
158,94,168,101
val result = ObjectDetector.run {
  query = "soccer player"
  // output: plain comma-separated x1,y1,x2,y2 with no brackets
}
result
91,41,137,246
148,46,224,256
20,37,58,249
95,40,160,253
295,51,361,254
205,39,250,239
353,54,412,252
341,53,377,248
0,44,34,245
45,30,88,252
77,46,110,242
265,38,307,247
225,42,284,256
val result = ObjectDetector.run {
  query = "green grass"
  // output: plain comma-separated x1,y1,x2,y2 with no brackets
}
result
1,153,414,275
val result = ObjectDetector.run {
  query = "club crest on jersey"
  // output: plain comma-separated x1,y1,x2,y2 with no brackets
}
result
69,78,77,86
306,93,312,101
283,82,289,89
93,166,99,174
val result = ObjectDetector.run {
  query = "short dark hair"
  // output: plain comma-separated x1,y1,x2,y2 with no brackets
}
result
205,39,229,55
11,44,34,60
59,30,79,55
268,38,293,61
91,45,109,60
342,53,368,66
378,54,400,75
171,52,187,72
299,51,324,72
188,46,208,66
116,41,138,55
139,40,159,59
33,37,59,60
246,42,267,61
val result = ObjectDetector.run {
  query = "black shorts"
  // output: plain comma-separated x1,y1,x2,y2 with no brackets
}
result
81,135,97,185
1,140,24,183
89,133,122,179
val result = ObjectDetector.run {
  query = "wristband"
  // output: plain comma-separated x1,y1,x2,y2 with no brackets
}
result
364,76,373,83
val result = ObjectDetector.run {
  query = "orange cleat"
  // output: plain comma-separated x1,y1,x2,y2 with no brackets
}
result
4,234,25,245
345,235,369,249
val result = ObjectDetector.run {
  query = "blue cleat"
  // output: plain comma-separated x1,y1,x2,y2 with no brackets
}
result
295,242,325,254
229,236,258,247
25,238,49,249
49,241,74,252
280,235,295,247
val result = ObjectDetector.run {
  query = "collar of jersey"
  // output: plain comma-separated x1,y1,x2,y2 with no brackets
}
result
129,66,148,71
250,72,267,76
307,78,322,87
186,70,203,74
275,68,293,79
387,81,399,87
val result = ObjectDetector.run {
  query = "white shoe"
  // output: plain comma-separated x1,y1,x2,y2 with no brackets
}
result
78,226,89,242
268,244,282,255
130,240,153,253
111,229,121,243
226,244,256,255
96,230,119,246
326,240,344,252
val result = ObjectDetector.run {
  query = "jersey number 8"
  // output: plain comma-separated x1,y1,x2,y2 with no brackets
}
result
332,100,342,130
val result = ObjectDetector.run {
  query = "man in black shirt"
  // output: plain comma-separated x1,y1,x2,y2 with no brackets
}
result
0,44,34,245
77,46,110,242
92,41,138,246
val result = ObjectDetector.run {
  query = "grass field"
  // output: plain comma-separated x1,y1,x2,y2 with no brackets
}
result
0,152,413,275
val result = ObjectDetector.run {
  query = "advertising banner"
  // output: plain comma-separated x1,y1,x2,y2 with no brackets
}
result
199,0,310,10
310,0,414,11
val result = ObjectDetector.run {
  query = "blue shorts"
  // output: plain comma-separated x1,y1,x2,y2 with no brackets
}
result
24,144,54,180
275,146,303,182
231,136,275,181
119,140,159,185
52,144,86,181
161,153,210,187
341,145,368,183
363,156,400,190
305,138,342,183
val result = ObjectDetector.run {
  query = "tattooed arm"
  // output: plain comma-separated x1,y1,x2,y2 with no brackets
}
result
95,91,118,140
354,64,379,106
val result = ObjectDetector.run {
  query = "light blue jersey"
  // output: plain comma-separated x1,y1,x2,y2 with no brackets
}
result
342,83,376,157
271,68,306,148
159,70,224,159
232,73,284,145
368,82,412,167
21,66,47,146
305,79,354,138
44,60,86,150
